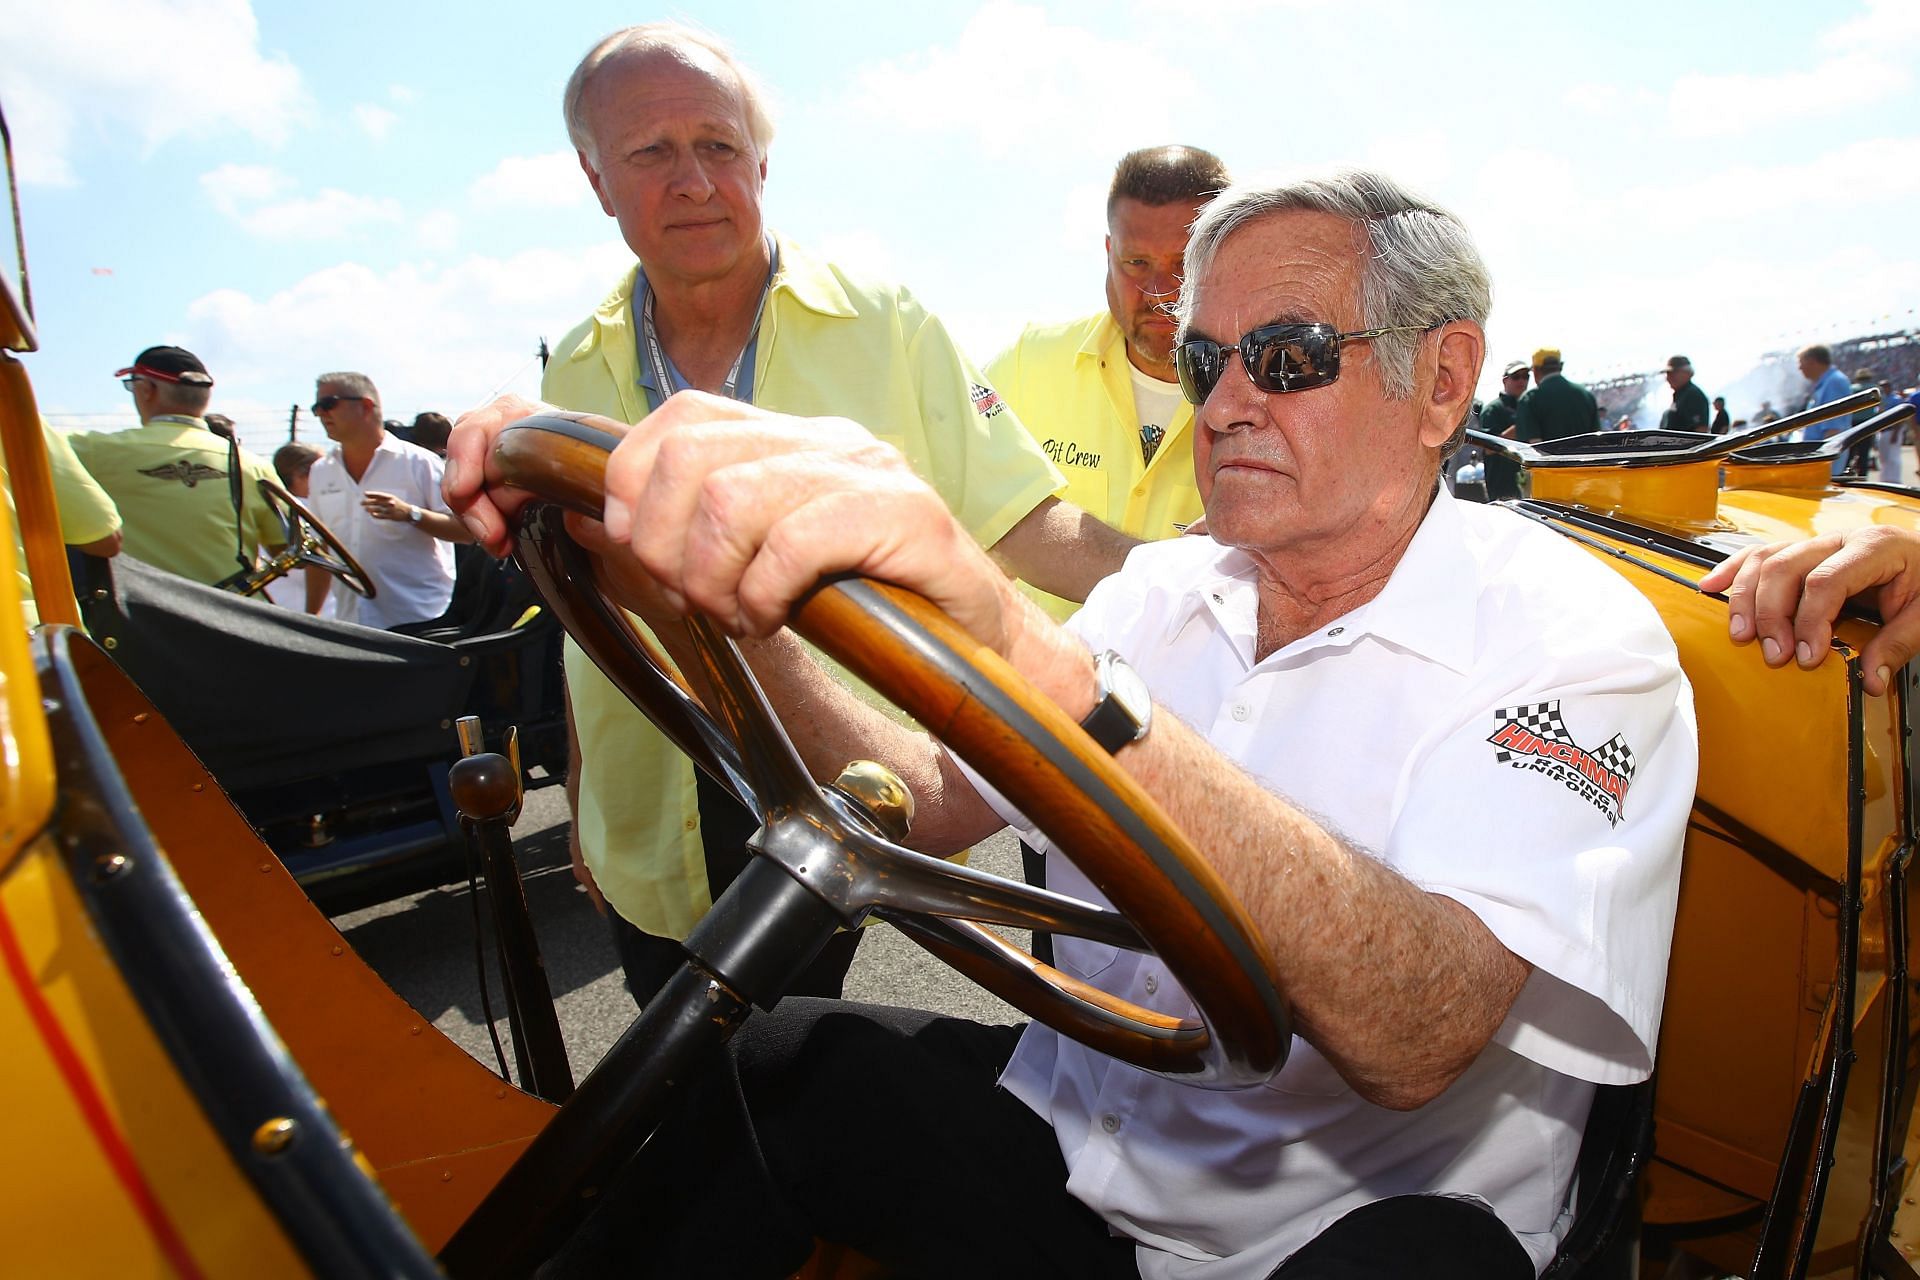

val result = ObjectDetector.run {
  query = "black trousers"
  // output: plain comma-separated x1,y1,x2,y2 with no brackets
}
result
544,1000,1534,1280
608,769,864,1007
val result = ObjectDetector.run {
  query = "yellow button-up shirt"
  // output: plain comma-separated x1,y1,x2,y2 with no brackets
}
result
547,237,1064,939
987,312,1203,620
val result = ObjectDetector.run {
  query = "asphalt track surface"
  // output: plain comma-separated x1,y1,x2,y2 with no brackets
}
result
332,784,1027,1079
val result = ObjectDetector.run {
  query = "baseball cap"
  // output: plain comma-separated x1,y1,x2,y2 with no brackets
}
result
1502,360,1530,378
1661,355,1693,373
1531,347,1561,368
115,345,213,386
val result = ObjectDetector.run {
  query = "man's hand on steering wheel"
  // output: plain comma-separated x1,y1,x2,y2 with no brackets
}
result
447,393,552,556
595,392,1017,649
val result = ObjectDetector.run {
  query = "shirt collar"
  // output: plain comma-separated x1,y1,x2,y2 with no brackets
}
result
1168,486,1478,676
1079,311,1124,363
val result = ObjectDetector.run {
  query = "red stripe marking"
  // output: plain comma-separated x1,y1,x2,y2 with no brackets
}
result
0,900,208,1280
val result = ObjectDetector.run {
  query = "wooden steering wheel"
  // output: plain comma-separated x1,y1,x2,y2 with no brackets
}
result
494,413,1290,1085
256,478,377,599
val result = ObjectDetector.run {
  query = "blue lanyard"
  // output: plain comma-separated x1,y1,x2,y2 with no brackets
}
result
638,242,776,405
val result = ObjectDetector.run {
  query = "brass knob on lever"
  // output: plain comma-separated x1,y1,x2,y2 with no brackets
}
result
826,759,915,843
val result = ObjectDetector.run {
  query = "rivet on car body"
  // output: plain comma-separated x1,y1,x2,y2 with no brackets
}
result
252,1118,297,1155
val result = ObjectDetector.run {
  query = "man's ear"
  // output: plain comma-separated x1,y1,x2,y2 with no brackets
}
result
579,150,617,218
1422,322,1484,449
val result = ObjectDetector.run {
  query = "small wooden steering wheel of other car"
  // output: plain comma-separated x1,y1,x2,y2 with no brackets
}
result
252,478,376,600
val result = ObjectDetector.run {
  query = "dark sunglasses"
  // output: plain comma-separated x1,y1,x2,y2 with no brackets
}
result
311,394,367,413
1175,323,1434,405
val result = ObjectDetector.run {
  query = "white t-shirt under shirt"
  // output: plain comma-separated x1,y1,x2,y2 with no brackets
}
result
1130,364,1186,466
955,488,1697,1278
305,433,455,630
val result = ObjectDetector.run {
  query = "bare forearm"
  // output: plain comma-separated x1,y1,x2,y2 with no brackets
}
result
419,509,475,543
990,496,1141,604
1007,619,1529,1108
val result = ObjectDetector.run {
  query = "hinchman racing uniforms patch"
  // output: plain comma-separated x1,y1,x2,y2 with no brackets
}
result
970,383,1007,419
1488,700,1636,826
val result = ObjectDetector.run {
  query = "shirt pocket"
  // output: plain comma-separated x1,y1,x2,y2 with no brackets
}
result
1051,938,1121,985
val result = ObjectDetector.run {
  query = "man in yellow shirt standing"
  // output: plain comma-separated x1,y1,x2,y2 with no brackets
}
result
454,22,1141,1008
986,147,1227,927
68,346,282,586
987,146,1230,622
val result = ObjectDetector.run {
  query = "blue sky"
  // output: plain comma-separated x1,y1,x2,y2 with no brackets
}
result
3,0,1916,456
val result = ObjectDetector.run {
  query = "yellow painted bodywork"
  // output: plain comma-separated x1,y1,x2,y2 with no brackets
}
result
1529,460,1726,531
1,834,311,1278
1542,497,1919,1272
0,360,54,873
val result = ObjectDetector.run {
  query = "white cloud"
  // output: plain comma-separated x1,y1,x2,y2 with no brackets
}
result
416,210,461,253
238,190,406,240
1621,136,1920,232
842,2,1197,158
1669,51,1903,139
388,84,420,105
182,241,637,419
200,165,405,239
1668,1,1920,139
201,163,290,216
1360,130,1456,197
1823,0,1920,51
0,0,307,186
353,104,399,142
470,151,592,208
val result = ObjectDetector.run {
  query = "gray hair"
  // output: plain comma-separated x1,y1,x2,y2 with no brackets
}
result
152,381,211,416
316,370,380,408
563,22,775,166
1176,170,1490,409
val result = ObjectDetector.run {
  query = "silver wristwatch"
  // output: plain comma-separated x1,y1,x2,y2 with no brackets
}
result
1079,650,1153,754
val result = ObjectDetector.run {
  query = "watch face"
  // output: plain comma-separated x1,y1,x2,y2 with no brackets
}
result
1109,654,1153,731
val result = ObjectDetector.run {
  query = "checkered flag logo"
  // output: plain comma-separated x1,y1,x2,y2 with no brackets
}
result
1587,733,1637,783
1488,699,1637,824
1491,701,1570,760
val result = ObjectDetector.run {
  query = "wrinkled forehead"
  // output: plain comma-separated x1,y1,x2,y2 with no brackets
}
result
1187,211,1368,332
586,46,751,137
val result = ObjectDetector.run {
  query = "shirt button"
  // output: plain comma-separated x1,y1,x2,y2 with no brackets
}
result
1211,593,1223,604
1328,626,1345,637
1101,1114,1120,1134
1144,973,1158,995
1230,703,1249,721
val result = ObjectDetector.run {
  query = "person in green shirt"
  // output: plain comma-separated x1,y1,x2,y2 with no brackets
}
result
1514,347,1601,442
1658,355,1711,432
67,346,283,586
1474,359,1530,498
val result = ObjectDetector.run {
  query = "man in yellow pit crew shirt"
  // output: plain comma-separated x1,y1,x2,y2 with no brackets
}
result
986,145,1228,934
68,346,282,586
987,145,1230,622
499,23,1142,1008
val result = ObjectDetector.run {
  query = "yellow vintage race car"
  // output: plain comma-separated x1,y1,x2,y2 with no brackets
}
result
5,103,1920,1277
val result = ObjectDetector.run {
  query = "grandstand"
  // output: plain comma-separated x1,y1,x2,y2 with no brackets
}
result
1583,328,1918,430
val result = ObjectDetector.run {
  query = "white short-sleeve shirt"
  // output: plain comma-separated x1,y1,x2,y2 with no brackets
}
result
306,433,455,630
959,488,1697,1279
